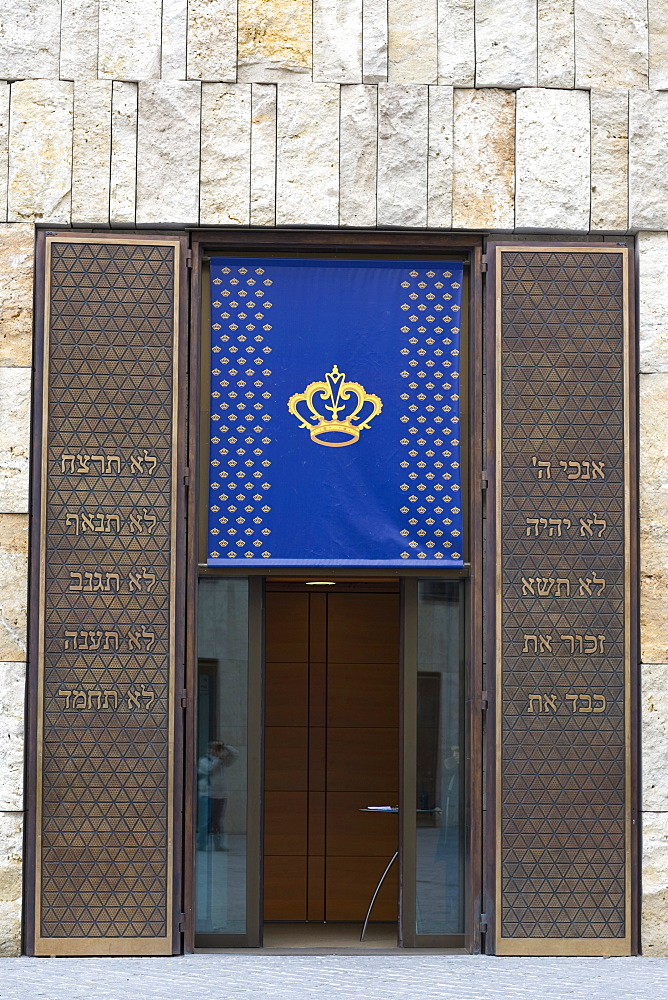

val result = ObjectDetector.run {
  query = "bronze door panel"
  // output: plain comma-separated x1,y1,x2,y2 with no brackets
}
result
28,234,186,957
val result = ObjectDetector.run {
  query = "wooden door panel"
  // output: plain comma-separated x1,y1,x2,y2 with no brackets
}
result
265,662,308,726
326,791,398,857
263,856,307,921
327,727,398,792
327,594,400,663
325,857,398,922
264,791,307,856
327,663,399,728
265,593,309,661
308,790,325,855
307,855,325,920
264,727,308,791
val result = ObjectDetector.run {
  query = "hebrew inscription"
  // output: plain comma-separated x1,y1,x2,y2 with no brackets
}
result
495,247,631,952
32,238,181,955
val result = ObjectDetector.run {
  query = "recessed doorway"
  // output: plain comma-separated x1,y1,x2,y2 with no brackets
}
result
263,580,400,947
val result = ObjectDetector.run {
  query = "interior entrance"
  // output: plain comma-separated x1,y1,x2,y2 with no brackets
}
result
263,581,400,945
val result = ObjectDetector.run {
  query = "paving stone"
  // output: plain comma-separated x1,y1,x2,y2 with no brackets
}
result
0,954,667,998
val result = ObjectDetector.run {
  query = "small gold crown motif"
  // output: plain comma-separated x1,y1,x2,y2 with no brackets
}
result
287,365,382,448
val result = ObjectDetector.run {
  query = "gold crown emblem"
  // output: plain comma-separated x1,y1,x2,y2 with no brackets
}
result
287,365,383,448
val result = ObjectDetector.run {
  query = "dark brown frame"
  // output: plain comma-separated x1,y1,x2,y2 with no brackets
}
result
25,229,190,956
184,229,485,952
483,240,639,957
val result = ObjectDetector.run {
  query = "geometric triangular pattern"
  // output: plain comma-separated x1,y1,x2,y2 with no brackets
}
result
497,249,629,941
38,241,177,941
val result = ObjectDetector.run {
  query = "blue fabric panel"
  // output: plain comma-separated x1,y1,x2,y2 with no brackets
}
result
207,258,465,567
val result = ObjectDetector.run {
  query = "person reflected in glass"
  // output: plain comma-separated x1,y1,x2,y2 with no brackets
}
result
197,740,239,851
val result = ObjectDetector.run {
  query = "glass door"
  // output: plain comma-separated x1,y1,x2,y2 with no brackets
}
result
400,578,467,948
194,576,263,947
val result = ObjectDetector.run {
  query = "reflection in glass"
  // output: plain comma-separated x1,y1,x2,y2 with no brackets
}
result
195,577,248,937
415,580,465,935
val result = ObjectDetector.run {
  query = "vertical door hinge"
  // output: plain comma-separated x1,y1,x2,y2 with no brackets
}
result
180,689,188,709
481,256,490,273
481,472,489,491
479,912,488,932
480,691,489,712
178,913,186,932
185,250,193,268
183,467,190,487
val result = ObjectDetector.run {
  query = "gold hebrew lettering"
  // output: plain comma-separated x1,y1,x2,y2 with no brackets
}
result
103,631,119,650
76,454,90,473
64,631,78,649
593,695,606,713
142,628,156,651
538,635,552,653
528,694,542,713
521,577,535,596
106,456,121,474
565,694,579,713
579,694,593,713
143,451,157,473
65,513,80,535
61,454,76,474
536,578,554,597
72,691,86,710
543,694,557,713
142,569,156,592
57,689,72,708
593,514,607,536
523,635,538,653
526,518,540,536
102,690,118,709
579,578,593,596
554,578,570,597
591,461,605,478
69,572,82,591
127,689,141,709
87,690,102,710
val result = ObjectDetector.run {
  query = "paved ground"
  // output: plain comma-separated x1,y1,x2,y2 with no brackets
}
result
0,954,667,1000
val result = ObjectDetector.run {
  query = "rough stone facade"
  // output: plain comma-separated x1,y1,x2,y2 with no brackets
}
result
0,0,666,957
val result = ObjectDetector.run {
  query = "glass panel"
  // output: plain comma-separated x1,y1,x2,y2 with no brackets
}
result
415,580,465,935
195,577,248,938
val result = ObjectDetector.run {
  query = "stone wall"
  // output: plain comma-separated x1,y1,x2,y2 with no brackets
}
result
0,0,667,956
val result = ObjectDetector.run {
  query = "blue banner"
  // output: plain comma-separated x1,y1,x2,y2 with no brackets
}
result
207,259,465,566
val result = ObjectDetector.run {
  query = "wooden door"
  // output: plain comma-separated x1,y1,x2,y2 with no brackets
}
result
263,588,400,923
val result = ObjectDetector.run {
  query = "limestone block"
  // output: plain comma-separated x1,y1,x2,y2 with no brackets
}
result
452,89,514,230
340,85,378,227
251,85,277,226
638,232,668,374
437,0,475,87
0,0,60,79
187,0,237,81
377,84,428,228
0,519,27,664
515,88,590,231
629,92,668,231
72,82,112,226
136,82,201,226
7,81,73,226
475,0,537,88
162,0,188,79
98,0,161,80
388,0,438,84
60,0,100,80
200,85,252,226
574,0,648,89
110,82,137,226
640,374,668,520
0,813,22,957
363,0,388,83
649,0,668,90
641,519,668,664
642,811,668,956
427,86,453,230
0,225,33,368
0,86,8,226
276,84,339,226
238,0,312,82
0,369,29,515
642,663,668,810
313,0,362,83
0,662,25,810
538,0,575,88
590,89,629,232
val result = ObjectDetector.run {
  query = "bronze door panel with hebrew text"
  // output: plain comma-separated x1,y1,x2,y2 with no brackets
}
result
28,236,185,956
